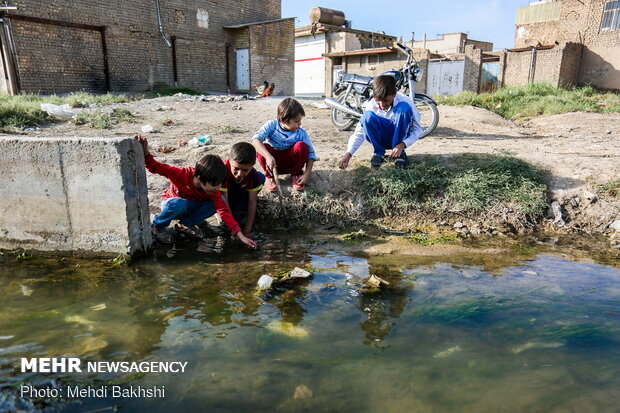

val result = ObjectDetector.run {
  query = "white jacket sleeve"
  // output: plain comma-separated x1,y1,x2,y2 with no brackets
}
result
346,121,365,155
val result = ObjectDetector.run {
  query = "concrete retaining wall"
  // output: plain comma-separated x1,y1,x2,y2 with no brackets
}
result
0,137,152,256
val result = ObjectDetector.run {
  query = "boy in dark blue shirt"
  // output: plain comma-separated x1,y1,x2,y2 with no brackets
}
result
221,142,265,236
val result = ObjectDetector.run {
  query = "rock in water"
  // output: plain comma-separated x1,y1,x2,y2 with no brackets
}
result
266,321,308,338
364,274,390,289
433,345,462,359
511,341,564,354
289,267,311,278
294,385,313,400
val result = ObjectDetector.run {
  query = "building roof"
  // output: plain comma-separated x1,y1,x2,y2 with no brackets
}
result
295,23,396,40
224,17,294,29
323,47,395,57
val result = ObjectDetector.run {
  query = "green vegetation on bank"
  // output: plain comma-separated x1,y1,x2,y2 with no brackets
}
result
597,179,620,200
436,83,620,121
0,92,131,131
356,153,548,227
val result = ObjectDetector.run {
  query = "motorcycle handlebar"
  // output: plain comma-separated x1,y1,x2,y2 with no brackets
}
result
396,42,412,54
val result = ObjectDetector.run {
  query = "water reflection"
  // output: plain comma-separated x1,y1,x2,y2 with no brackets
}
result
0,236,619,412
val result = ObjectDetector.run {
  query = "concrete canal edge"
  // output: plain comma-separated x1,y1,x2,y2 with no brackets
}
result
0,137,152,257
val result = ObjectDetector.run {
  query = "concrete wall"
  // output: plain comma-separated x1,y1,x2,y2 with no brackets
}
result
411,33,493,54
0,137,152,257
3,0,286,93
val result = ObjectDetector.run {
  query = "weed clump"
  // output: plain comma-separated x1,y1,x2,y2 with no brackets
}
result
0,92,131,131
357,153,548,228
436,83,620,121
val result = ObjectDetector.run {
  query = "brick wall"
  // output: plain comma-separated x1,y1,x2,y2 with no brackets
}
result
463,45,482,92
249,20,295,96
503,43,582,88
5,0,287,93
11,20,106,94
514,0,620,90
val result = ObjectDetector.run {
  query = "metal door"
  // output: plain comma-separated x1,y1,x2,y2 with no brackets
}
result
426,60,464,97
480,62,500,93
294,34,325,96
236,48,250,91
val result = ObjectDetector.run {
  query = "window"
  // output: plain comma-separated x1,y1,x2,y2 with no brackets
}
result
367,55,378,65
197,9,209,29
601,1,620,30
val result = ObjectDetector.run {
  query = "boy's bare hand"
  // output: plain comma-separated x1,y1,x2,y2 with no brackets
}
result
133,134,150,156
339,153,352,170
390,142,406,158
236,231,257,249
298,171,311,186
265,155,276,173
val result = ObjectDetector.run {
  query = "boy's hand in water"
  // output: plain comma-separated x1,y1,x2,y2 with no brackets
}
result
236,231,257,249
133,134,150,156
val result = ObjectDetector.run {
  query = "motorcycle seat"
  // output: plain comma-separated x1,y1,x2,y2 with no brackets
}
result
342,73,373,85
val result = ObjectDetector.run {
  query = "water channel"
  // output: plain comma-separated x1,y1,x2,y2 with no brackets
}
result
1,233,619,412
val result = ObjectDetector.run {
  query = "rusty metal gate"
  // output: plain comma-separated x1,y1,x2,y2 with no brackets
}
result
480,61,500,93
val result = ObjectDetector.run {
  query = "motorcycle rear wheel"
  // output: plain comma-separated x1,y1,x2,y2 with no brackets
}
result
414,97,439,139
331,92,360,131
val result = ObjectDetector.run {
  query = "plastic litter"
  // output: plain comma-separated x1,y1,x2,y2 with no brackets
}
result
188,134,212,147
257,275,274,290
40,103,76,120
550,201,565,227
141,124,154,133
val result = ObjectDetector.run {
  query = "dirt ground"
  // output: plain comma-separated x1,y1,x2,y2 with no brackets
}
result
10,94,620,237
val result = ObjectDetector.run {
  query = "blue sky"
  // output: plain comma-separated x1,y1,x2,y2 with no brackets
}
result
282,0,534,50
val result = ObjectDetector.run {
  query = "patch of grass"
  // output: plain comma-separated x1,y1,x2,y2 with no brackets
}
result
74,107,136,129
341,229,374,243
220,125,246,134
62,92,130,108
436,83,620,120
0,92,131,131
145,87,203,98
407,233,457,246
357,153,548,227
597,179,620,200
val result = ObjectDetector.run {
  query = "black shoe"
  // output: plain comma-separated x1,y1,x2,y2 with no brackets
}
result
394,152,409,169
370,155,385,169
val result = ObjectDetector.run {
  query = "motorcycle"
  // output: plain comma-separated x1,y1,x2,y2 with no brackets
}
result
324,42,439,138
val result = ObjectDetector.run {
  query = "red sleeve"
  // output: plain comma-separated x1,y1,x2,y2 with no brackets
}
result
144,153,186,180
211,191,241,235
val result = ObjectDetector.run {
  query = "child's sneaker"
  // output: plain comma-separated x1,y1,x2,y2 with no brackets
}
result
291,175,305,190
370,155,385,169
394,152,409,169
264,177,277,191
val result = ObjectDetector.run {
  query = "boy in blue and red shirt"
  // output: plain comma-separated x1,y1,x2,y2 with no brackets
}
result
134,134,256,248
251,97,317,191
221,142,265,236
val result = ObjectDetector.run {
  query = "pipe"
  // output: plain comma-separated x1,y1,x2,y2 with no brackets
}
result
324,98,362,118
156,0,172,47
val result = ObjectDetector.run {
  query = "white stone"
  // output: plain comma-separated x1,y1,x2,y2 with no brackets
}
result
289,267,311,278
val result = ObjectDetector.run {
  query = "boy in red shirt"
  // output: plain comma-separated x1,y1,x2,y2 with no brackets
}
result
221,142,265,236
134,135,256,248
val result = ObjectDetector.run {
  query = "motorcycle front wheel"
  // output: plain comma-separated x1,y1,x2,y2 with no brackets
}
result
414,97,439,138
331,92,360,131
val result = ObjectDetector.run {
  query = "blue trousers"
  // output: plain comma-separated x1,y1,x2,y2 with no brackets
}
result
361,102,413,157
152,197,216,229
